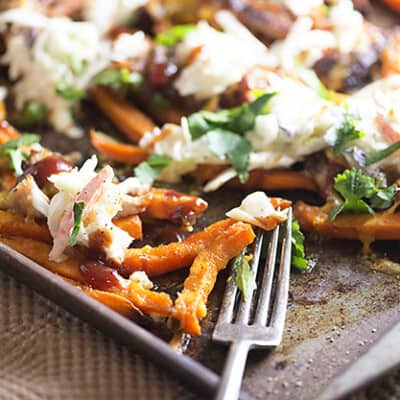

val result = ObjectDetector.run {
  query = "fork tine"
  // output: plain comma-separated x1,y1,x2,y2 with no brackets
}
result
235,230,264,324
253,224,280,326
216,269,239,325
269,208,292,338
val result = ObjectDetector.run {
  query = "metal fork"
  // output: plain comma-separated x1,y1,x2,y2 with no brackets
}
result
213,208,293,400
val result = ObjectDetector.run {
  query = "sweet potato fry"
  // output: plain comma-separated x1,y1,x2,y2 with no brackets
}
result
0,120,20,144
143,188,208,225
91,87,156,143
226,169,318,192
113,215,143,239
121,219,236,277
90,130,149,164
173,221,255,335
83,288,138,317
0,210,51,243
295,201,400,241
128,273,172,317
0,236,82,281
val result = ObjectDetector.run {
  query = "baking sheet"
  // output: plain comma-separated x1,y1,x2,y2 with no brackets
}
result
0,109,390,400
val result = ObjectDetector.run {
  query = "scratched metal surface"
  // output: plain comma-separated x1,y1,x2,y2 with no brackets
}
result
35,108,400,400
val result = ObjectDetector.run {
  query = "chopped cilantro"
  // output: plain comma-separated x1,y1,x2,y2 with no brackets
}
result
17,102,48,127
207,130,251,183
92,68,143,90
134,154,172,185
187,93,276,140
56,80,86,101
186,93,276,181
365,140,400,166
329,168,396,221
232,251,256,301
333,113,364,155
291,219,308,270
69,201,85,247
0,133,40,176
148,92,169,112
155,24,196,46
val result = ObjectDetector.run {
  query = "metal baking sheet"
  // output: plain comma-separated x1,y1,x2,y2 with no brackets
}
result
1,103,400,400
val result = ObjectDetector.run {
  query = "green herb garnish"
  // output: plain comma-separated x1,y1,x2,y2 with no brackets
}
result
69,201,85,247
56,80,86,101
17,102,48,127
148,92,169,112
206,129,251,183
365,141,400,166
329,168,397,221
0,133,40,176
291,219,308,270
187,93,276,139
186,93,276,181
134,154,172,185
155,24,196,46
92,68,143,90
333,113,364,155
232,251,256,301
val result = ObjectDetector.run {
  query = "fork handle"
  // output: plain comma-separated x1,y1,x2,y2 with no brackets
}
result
215,341,251,400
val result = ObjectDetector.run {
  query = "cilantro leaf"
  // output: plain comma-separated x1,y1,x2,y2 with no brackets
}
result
92,68,143,90
148,92,169,112
226,92,277,135
0,133,40,176
69,201,85,247
207,129,251,183
155,24,196,46
333,113,364,155
370,184,396,210
134,154,172,185
291,219,308,270
365,140,400,166
232,251,256,301
187,93,276,140
17,102,48,127
0,133,40,153
56,80,85,101
329,168,396,220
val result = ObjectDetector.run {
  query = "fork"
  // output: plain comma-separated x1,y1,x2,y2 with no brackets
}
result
213,208,293,400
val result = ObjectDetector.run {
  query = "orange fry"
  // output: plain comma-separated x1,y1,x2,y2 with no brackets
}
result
0,120,20,144
113,215,143,239
121,219,236,277
0,210,51,243
83,287,138,317
295,201,400,241
0,236,82,281
173,221,255,335
226,169,318,192
90,129,149,164
91,87,156,143
128,275,172,317
144,188,208,225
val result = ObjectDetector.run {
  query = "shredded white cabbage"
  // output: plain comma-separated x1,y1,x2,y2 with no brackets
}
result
174,11,276,100
84,0,147,34
0,9,111,137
